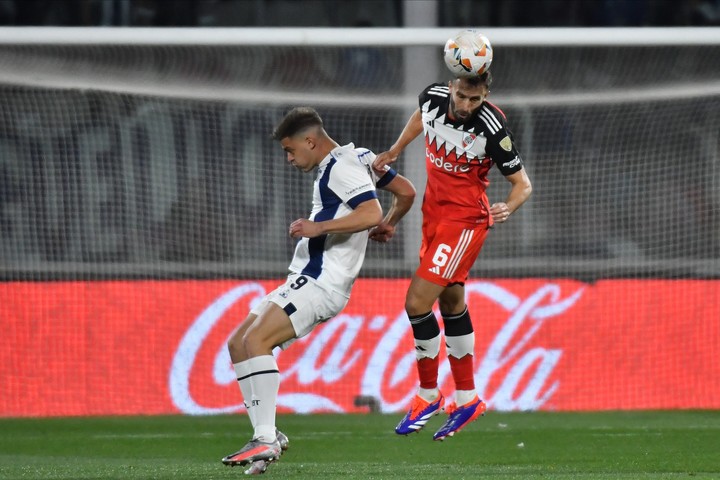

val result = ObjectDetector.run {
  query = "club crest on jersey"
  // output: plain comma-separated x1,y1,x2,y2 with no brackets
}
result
500,135,513,152
462,133,477,149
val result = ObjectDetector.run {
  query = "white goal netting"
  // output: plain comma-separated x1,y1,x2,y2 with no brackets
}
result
1,28,718,279
1,28,718,416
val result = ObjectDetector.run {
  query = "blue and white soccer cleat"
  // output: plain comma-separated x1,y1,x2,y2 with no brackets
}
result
432,395,486,441
395,392,445,435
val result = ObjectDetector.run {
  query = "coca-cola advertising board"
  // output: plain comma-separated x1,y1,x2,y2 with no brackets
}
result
1,278,719,417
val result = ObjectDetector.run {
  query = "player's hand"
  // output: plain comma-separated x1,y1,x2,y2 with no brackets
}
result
369,222,395,243
490,202,512,223
289,218,322,238
372,151,398,175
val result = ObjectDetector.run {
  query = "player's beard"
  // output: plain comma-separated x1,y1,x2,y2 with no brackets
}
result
449,97,471,122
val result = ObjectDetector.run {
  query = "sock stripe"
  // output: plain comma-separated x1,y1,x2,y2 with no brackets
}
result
409,311,434,325
442,306,468,321
238,369,280,381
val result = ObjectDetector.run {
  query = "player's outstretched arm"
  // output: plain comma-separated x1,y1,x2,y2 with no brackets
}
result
370,173,416,243
490,167,532,223
289,199,383,239
372,108,424,173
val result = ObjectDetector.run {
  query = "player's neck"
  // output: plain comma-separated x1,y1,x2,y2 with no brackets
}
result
315,137,340,160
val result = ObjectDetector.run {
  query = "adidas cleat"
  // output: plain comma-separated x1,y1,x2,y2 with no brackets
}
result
432,396,486,441
222,438,282,467
395,392,445,435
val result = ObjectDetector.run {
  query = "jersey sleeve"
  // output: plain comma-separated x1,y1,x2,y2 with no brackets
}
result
418,83,446,109
376,166,398,188
483,105,524,176
353,147,398,189
328,154,378,209
355,148,398,189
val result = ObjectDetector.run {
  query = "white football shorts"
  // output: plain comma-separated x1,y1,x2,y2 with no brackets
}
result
249,273,349,349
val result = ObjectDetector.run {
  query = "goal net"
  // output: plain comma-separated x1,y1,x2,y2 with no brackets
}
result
1,27,718,417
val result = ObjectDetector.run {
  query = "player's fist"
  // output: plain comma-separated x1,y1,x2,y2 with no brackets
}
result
369,222,395,243
490,202,511,223
289,218,322,238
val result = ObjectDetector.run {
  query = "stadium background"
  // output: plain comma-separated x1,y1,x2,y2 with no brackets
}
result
1,0,719,418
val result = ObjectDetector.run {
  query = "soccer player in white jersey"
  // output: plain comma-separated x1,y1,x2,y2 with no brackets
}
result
221,107,416,474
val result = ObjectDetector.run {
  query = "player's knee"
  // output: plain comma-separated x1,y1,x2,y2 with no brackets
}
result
241,327,273,358
438,297,464,315
227,330,246,361
240,329,257,356
405,292,433,317
438,285,465,313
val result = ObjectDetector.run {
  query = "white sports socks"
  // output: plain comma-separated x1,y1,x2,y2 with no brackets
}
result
247,355,280,443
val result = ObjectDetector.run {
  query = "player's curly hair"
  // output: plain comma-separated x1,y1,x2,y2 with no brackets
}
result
272,106,324,140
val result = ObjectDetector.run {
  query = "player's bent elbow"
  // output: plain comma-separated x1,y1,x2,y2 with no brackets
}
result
397,175,417,197
388,175,417,207
401,185,417,203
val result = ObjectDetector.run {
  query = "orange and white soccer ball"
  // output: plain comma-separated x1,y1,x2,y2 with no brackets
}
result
443,30,493,78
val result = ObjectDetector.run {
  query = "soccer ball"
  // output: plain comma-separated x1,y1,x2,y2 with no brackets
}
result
443,30,493,78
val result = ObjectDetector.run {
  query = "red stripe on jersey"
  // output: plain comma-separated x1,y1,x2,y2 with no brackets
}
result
484,100,506,120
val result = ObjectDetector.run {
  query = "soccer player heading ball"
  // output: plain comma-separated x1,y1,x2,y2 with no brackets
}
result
373,31,532,440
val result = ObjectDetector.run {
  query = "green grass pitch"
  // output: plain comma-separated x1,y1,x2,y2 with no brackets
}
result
1,411,719,479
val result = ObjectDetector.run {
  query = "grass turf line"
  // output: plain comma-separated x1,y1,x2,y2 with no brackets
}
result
0,411,719,479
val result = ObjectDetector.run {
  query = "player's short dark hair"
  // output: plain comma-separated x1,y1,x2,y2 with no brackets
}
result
272,107,324,140
457,71,493,90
